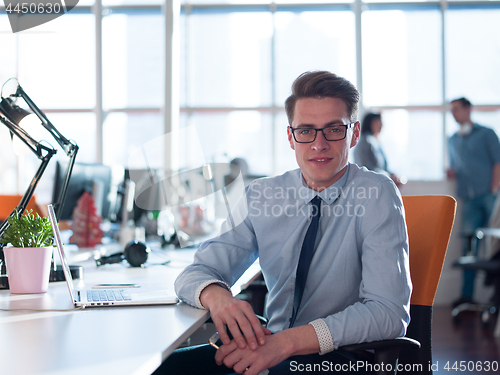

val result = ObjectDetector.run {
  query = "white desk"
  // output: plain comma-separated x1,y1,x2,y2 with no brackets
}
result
0,247,261,375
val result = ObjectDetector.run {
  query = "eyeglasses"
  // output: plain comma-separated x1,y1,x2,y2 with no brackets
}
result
289,122,356,143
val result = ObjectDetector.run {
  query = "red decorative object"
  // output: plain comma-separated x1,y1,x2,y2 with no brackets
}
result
69,191,104,248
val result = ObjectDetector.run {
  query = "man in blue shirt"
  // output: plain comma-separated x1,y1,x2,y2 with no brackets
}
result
155,71,412,375
447,97,500,308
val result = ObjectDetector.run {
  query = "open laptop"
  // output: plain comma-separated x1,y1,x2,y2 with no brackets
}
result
47,204,179,308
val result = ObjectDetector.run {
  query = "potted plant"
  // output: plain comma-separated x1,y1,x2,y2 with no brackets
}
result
0,209,54,294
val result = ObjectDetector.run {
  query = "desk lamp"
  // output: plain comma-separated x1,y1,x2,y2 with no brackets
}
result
0,79,80,289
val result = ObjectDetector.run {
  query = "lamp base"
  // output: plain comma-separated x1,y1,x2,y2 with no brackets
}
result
0,265,83,290
49,265,83,282
0,275,9,290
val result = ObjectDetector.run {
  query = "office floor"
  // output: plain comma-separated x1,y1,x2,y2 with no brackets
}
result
432,306,500,374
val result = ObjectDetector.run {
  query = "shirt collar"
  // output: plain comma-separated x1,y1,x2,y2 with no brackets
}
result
299,163,351,205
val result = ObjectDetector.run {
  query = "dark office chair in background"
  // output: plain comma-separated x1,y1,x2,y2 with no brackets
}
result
341,195,457,375
452,228,500,327
451,193,500,328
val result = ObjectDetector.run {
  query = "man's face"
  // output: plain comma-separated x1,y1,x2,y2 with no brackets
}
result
287,97,360,192
450,101,471,124
371,118,383,136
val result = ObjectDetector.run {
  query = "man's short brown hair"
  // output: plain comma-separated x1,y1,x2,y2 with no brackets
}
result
285,71,360,125
451,97,472,108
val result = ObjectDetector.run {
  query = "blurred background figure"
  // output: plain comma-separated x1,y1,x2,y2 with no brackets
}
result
447,97,500,308
224,157,249,187
353,112,403,188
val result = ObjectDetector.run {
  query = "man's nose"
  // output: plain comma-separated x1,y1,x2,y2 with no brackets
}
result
312,130,329,150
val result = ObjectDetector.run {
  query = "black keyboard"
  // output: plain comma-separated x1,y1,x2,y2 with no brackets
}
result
86,289,132,302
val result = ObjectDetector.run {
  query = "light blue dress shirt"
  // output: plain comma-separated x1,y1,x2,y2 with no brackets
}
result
174,163,412,354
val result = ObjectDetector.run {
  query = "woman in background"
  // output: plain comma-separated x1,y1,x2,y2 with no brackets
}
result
354,112,403,188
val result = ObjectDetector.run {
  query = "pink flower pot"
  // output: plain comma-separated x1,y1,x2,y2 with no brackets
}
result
3,246,53,294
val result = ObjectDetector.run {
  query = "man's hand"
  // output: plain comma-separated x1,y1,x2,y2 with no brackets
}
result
200,284,268,350
214,325,320,375
215,331,288,375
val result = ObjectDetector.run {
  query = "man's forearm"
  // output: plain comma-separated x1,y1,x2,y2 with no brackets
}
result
199,283,232,309
280,324,321,357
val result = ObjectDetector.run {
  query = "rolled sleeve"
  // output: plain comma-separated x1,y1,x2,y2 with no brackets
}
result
194,279,232,309
309,319,335,355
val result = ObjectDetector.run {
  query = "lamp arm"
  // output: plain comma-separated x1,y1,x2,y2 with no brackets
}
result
12,85,79,219
0,116,57,240
0,115,56,159
0,83,78,226
52,149,78,220
14,85,78,158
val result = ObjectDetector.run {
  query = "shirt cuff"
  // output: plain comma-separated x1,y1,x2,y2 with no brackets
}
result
194,279,232,309
309,319,335,355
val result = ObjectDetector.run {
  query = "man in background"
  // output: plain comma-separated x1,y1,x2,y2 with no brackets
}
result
447,97,500,307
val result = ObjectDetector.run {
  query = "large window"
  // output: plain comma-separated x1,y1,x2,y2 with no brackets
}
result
362,7,442,107
182,5,356,176
2,1,500,201
445,6,500,104
274,9,356,104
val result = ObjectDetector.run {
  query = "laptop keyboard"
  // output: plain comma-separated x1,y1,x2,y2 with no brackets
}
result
86,289,132,302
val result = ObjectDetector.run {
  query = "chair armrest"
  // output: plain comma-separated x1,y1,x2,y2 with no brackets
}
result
340,337,421,351
339,338,420,375
339,337,420,352
453,256,500,272
255,314,268,326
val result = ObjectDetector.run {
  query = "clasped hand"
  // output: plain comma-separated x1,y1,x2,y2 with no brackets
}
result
201,284,285,374
215,331,295,375
201,284,268,350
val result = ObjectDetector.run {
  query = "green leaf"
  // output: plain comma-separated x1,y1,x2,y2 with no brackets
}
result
0,209,54,248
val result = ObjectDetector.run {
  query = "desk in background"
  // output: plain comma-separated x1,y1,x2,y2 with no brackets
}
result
0,247,261,375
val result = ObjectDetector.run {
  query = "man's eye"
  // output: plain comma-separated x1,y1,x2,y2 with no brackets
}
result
325,127,342,133
298,129,312,135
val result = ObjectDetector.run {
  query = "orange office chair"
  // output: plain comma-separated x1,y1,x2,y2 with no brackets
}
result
342,195,457,375
0,195,43,222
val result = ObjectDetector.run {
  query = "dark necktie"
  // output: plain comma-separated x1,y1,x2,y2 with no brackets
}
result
289,195,322,328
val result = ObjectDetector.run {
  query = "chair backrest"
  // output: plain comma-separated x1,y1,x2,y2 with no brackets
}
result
399,195,456,374
0,195,43,221
404,195,457,306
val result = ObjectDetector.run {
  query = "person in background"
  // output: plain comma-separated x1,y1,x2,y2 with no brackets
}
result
353,112,403,188
224,157,249,187
447,97,500,308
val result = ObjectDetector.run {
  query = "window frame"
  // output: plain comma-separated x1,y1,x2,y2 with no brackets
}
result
2,0,500,194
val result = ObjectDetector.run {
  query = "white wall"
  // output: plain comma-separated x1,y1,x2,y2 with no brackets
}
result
400,180,494,306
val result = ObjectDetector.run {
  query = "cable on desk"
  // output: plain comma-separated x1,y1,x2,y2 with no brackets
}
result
0,306,85,312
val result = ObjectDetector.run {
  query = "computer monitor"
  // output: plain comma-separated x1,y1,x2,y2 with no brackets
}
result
52,161,112,221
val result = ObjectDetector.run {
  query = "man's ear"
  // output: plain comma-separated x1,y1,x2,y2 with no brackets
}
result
287,126,295,150
350,121,360,148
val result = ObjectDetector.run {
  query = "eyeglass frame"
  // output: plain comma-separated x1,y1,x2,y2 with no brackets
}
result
288,122,356,143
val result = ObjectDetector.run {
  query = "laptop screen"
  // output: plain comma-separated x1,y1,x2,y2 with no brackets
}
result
47,204,78,304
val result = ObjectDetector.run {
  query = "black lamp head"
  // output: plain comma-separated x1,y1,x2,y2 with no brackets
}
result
0,96,31,125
